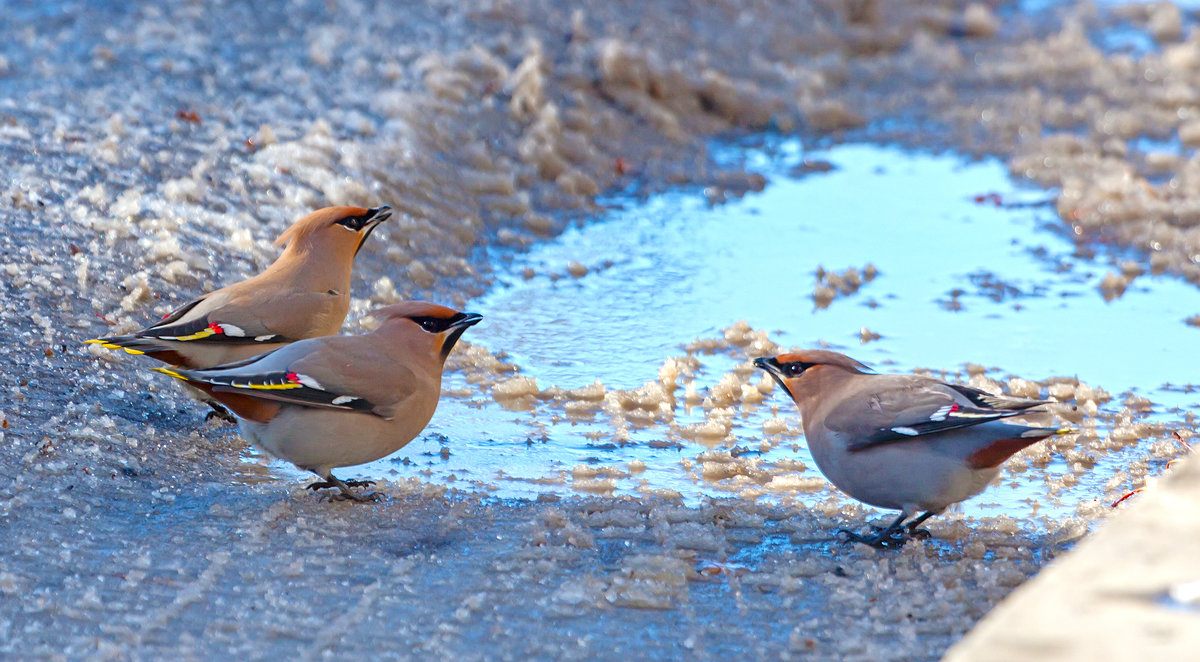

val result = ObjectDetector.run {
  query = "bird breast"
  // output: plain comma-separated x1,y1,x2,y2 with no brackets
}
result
804,425,999,513
242,399,438,475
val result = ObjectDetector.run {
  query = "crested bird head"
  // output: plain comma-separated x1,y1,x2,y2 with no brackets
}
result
753,350,871,401
371,301,483,361
274,205,392,260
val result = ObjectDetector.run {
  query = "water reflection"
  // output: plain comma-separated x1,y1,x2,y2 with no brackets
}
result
479,142,1197,395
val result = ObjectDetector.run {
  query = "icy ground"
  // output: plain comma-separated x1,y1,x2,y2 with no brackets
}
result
1,0,1198,659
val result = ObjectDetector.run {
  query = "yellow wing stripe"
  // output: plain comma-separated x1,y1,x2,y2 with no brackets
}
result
150,368,301,391
169,328,218,342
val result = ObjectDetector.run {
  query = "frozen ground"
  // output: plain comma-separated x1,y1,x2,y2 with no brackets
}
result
1,0,1198,659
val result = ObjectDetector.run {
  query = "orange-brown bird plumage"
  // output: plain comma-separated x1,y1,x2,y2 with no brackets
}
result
154,302,482,501
87,205,392,369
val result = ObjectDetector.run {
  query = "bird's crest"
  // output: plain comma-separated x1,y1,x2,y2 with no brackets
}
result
274,206,373,248
774,350,872,374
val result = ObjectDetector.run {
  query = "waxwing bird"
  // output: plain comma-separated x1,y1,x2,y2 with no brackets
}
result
152,301,482,502
87,205,392,418
754,350,1072,548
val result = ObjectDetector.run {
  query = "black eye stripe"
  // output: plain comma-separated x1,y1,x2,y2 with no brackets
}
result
785,361,814,375
411,316,443,332
410,314,466,333
334,213,372,229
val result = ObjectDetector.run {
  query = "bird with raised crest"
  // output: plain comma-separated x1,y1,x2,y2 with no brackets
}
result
755,350,1072,548
87,205,392,420
152,301,481,502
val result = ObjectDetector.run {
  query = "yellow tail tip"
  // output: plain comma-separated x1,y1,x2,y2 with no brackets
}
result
152,367,187,381
1056,427,1077,435
86,339,146,355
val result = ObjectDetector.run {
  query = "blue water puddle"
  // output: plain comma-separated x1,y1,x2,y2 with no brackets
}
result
1098,25,1159,55
268,140,1198,526
1020,0,1199,56
480,141,1197,395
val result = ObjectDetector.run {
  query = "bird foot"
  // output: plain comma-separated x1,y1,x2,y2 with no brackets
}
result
204,403,238,424
907,527,932,540
305,479,375,490
305,477,379,503
836,527,912,549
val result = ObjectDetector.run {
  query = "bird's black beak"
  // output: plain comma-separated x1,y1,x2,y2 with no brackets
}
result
753,357,788,391
441,312,483,359
753,356,781,375
354,205,392,255
448,312,483,329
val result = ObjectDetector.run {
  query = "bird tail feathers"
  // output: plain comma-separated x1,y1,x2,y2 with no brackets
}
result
84,336,161,356
85,336,188,366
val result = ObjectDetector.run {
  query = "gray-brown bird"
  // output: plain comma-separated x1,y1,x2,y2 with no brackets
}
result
755,350,1072,548
152,301,482,501
87,205,391,417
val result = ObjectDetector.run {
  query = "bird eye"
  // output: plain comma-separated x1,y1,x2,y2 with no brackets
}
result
787,363,804,376
419,318,439,332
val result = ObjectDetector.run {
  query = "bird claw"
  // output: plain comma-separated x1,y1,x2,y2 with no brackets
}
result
835,528,860,544
836,527,912,549
204,404,238,424
306,477,380,503
306,478,374,490
907,527,932,540
837,528,888,546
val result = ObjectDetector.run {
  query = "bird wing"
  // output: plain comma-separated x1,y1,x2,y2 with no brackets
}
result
151,293,209,327
155,336,417,420
136,292,291,345
135,288,344,345
822,376,1048,453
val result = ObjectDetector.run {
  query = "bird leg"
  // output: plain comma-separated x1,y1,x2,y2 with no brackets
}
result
305,474,379,502
904,511,936,539
838,513,914,549
204,401,238,424
305,477,374,491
